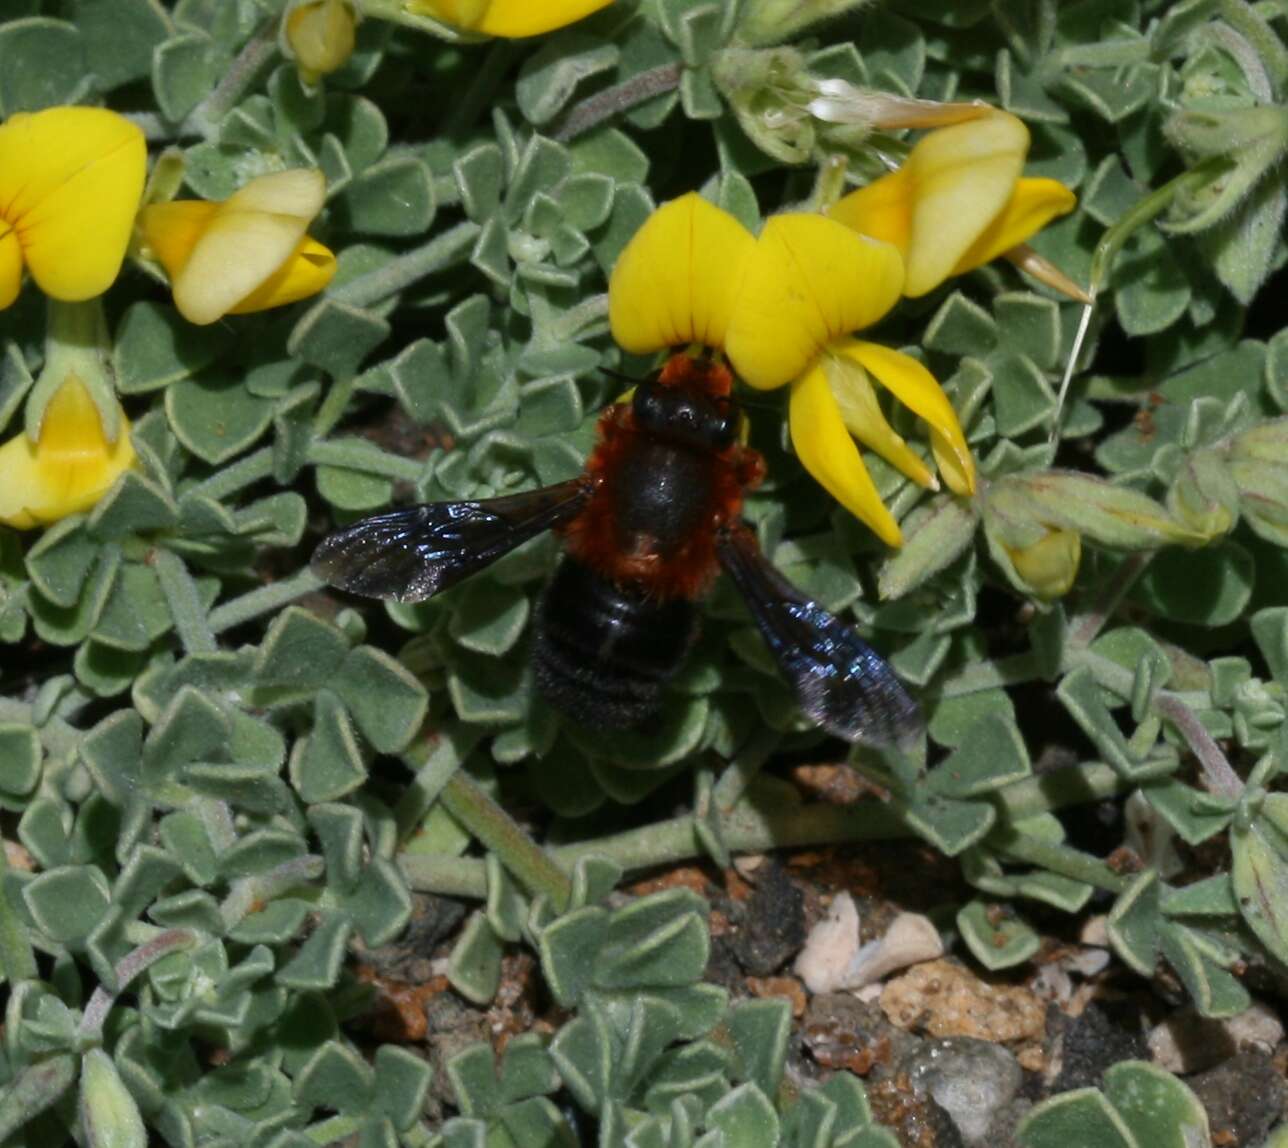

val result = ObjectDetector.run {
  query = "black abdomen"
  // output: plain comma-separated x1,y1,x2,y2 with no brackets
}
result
534,557,698,729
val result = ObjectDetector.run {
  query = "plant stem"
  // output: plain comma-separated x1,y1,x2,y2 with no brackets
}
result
306,438,426,483
79,929,197,1040
183,21,280,139
191,446,275,501
1071,647,1242,798
988,824,1130,893
992,761,1128,821
396,725,483,845
208,567,327,635
438,772,573,911
329,220,480,309
1067,552,1155,649
0,838,37,984
554,63,684,142
403,793,911,899
1153,693,1245,799
153,550,217,655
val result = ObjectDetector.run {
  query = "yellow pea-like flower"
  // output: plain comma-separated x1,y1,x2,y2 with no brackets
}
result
0,107,147,310
609,196,976,548
828,111,1077,298
725,214,975,547
137,169,337,326
405,0,613,37
0,375,135,530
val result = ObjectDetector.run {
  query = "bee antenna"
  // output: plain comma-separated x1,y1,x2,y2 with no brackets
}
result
601,366,643,386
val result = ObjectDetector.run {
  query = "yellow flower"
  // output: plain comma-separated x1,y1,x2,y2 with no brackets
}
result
724,214,975,547
0,375,135,530
0,107,147,310
405,0,613,37
137,169,336,326
285,0,357,81
610,196,975,547
827,111,1076,298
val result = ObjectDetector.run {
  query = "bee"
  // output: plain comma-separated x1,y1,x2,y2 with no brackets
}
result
311,353,921,747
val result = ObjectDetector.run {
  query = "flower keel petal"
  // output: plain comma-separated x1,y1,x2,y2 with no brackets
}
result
789,364,902,546
840,341,976,496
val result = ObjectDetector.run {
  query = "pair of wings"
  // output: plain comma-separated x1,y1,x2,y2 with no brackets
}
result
311,479,922,748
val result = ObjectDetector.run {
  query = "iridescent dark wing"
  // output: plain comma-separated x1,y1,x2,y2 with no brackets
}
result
716,524,922,748
311,478,591,604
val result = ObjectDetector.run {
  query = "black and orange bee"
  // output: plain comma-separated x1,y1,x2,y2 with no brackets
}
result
312,352,921,747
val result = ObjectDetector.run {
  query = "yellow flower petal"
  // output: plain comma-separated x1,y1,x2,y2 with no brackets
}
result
0,223,21,310
153,169,328,325
609,192,755,355
893,111,1028,297
725,214,904,391
136,201,220,281
789,363,902,547
0,376,135,530
0,107,146,302
827,166,913,255
952,177,1077,276
839,340,975,495
823,352,936,490
409,0,613,36
230,235,337,313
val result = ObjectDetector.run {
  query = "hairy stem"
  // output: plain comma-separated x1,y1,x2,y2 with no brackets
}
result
439,772,573,911
79,929,198,1040
183,21,280,139
329,220,480,309
208,567,327,636
554,63,684,142
988,824,1131,893
0,1055,77,1142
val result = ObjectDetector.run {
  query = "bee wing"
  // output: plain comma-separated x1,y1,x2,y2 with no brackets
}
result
716,524,922,748
312,479,591,604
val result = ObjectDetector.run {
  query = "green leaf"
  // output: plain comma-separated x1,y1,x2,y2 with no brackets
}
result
726,999,789,1098
289,691,368,803
957,900,1040,970
1102,1060,1210,1148
1231,796,1288,966
0,18,88,114
448,912,505,1004
151,31,225,121
341,156,436,237
166,376,275,466
22,865,111,948
706,1084,779,1148
1017,1088,1135,1148
74,0,170,90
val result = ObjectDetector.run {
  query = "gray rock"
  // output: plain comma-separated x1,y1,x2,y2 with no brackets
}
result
729,862,806,976
1049,1003,1147,1092
903,1037,1024,1144
1187,1051,1287,1146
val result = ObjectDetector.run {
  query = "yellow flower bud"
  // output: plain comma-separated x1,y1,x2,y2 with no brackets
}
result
1004,528,1081,601
137,169,336,326
285,0,357,81
0,374,135,530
